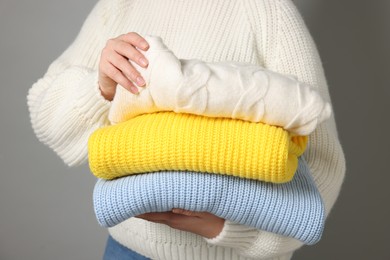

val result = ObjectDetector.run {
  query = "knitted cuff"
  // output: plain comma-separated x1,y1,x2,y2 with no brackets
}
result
206,221,303,259
204,221,259,249
74,69,111,124
28,67,111,167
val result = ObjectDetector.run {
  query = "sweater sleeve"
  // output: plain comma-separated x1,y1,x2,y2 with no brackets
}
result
27,0,114,166
204,0,346,258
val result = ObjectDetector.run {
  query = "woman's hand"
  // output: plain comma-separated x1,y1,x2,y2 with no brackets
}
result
135,209,225,239
98,32,150,101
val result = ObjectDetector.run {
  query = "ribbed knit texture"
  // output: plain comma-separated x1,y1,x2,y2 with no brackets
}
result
94,158,324,245
88,112,307,183
27,0,346,259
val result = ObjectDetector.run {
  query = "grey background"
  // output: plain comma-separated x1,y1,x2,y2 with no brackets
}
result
0,0,389,259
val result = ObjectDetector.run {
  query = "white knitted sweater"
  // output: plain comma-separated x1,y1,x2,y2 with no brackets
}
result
27,0,346,259
110,35,332,135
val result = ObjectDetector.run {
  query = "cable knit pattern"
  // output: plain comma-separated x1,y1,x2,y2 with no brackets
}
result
110,35,331,136
27,0,346,259
88,112,307,183
93,158,324,245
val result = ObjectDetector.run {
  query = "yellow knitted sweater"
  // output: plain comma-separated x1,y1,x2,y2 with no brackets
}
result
88,112,307,183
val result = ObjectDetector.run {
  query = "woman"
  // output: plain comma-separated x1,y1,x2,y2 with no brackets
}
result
27,0,345,259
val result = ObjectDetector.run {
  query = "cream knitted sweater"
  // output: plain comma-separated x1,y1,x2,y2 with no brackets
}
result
27,0,346,259
110,35,332,135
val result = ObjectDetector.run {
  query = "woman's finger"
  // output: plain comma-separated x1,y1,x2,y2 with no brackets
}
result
102,61,138,94
118,32,150,51
135,212,175,224
98,32,150,100
106,50,145,87
105,38,148,69
172,208,200,217
114,40,149,68
135,211,224,238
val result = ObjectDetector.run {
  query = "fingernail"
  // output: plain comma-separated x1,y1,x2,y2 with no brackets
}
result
140,41,149,49
131,86,139,94
136,76,145,86
139,58,148,67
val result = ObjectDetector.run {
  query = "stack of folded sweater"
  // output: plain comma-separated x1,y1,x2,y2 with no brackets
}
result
88,35,331,245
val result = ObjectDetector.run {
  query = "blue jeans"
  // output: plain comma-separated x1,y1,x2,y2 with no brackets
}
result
103,235,150,260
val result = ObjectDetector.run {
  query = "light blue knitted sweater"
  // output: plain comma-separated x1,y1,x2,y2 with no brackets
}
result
93,158,324,245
